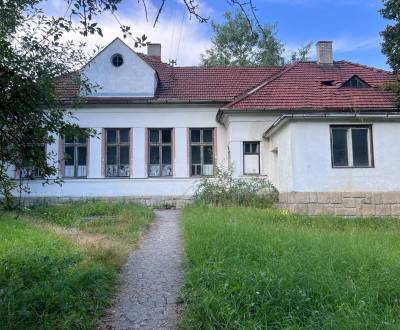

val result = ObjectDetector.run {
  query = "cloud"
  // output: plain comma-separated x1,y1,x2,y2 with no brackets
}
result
333,36,381,54
42,0,212,66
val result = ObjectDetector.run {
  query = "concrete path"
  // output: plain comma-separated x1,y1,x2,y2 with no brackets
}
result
100,210,183,330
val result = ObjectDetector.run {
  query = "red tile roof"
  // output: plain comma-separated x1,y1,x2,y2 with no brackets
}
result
225,61,397,111
56,54,397,111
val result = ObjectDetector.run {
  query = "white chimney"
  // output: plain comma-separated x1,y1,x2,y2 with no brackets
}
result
316,41,333,65
147,43,161,58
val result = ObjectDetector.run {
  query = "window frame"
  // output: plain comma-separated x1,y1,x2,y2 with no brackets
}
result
147,128,173,177
105,128,131,178
243,141,261,175
62,135,88,178
330,125,374,169
189,128,215,177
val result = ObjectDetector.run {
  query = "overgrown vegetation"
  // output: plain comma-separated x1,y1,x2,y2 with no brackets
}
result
0,201,153,329
181,205,400,329
194,166,278,208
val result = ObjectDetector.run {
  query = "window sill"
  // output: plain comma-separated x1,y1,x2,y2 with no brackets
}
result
332,166,374,169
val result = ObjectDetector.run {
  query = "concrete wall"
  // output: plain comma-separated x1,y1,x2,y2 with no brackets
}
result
269,119,400,216
225,114,278,177
269,119,400,193
82,38,157,97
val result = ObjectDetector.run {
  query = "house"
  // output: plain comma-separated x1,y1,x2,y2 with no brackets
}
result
13,38,400,216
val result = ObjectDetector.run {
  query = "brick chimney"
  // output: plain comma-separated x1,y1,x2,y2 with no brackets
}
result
147,43,161,59
316,41,333,65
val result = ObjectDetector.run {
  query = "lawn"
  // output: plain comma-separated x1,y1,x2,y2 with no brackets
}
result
181,205,400,329
0,201,153,330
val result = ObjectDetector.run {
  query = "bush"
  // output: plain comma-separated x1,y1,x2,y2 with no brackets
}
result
193,166,278,208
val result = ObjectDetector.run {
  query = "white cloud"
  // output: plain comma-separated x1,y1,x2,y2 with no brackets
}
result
42,0,212,66
333,36,381,54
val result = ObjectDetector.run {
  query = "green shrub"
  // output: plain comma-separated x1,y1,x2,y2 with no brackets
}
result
193,166,278,208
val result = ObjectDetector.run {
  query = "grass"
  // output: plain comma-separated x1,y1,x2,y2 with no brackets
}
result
181,205,400,329
0,201,153,330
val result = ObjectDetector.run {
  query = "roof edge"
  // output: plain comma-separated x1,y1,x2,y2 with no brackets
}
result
263,111,400,139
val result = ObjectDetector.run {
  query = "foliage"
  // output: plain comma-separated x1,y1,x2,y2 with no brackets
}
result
193,166,278,207
201,11,284,67
289,42,313,63
0,201,153,329
201,11,312,67
0,1,98,208
181,205,400,329
381,0,400,107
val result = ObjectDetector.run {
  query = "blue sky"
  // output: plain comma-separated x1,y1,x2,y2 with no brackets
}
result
45,0,391,69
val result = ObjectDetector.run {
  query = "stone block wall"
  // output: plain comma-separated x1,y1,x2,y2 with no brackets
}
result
279,192,400,217
17,196,192,209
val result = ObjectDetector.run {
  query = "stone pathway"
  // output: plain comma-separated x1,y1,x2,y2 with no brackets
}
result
100,210,183,330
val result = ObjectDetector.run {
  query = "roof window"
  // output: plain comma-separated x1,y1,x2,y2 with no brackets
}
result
341,75,370,88
321,80,335,86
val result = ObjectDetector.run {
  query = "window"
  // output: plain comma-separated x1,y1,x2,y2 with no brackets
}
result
148,128,173,177
105,128,130,177
190,128,214,176
243,142,260,175
341,75,370,88
63,134,88,178
111,53,123,67
20,144,46,179
330,125,373,168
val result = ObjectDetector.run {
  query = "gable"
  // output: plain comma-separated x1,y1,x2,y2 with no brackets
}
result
340,75,371,88
81,38,158,97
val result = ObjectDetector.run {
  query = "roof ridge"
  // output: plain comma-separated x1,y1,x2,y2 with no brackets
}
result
337,60,393,75
222,63,297,109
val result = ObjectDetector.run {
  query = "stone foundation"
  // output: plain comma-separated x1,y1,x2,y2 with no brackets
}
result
279,192,400,217
15,196,192,209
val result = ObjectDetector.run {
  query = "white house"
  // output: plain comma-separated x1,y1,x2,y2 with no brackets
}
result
14,38,400,216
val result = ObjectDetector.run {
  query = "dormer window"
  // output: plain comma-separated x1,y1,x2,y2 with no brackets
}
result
111,53,124,67
341,75,370,88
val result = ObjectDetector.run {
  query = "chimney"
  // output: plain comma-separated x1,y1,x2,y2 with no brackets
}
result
316,41,333,65
147,43,161,58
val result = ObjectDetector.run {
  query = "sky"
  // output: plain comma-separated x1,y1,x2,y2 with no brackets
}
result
44,0,391,69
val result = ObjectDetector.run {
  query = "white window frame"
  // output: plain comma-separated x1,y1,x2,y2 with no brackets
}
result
243,141,260,175
330,125,374,168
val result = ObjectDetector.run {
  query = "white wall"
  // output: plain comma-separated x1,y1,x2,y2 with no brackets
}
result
225,114,278,177
269,119,400,192
20,105,228,198
82,38,157,97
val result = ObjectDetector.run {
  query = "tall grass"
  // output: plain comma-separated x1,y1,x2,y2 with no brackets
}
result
0,201,153,330
181,205,400,329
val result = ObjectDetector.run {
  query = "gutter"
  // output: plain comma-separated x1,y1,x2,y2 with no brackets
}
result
263,112,400,139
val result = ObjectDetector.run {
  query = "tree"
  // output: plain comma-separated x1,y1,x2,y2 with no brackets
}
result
0,1,95,209
0,0,268,209
380,0,400,107
289,43,313,63
201,11,284,67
